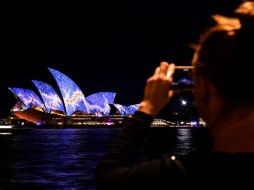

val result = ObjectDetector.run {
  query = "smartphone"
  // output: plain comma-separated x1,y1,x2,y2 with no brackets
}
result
171,66,194,90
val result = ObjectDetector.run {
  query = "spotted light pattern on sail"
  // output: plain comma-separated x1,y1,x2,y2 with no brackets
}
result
32,80,66,114
86,92,116,115
48,68,89,115
126,104,140,114
9,88,46,112
112,103,139,115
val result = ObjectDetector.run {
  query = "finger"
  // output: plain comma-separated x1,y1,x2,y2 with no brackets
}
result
159,62,169,75
166,70,172,78
154,67,160,75
167,63,175,78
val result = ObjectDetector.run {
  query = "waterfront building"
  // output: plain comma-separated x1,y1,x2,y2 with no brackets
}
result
8,68,139,126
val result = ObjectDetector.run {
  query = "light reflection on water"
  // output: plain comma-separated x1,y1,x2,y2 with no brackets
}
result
0,127,210,190
0,132,12,135
176,128,192,155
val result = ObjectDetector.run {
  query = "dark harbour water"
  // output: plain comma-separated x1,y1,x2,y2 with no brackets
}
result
0,127,211,190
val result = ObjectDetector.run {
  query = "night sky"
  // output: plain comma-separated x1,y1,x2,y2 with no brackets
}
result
1,0,242,118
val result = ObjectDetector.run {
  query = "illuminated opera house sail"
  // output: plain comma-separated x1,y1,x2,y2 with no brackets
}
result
9,68,139,125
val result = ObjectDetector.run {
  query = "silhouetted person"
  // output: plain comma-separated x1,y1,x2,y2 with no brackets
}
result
96,1,254,189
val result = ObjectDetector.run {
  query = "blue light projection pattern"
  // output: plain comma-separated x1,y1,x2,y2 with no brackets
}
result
126,104,140,114
86,92,116,115
112,104,126,115
48,68,89,115
32,80,65,114
113,103,139,115
9,88,46,111
176,78,194,85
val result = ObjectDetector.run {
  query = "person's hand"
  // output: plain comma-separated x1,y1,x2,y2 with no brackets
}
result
138,62,175,117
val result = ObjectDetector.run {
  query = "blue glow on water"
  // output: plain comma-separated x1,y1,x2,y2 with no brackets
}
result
32,80,65,114
0,128,210,189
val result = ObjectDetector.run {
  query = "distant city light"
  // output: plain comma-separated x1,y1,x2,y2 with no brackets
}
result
181,100,187,105
190,121,197,125
106,122,113,126
0,125,13,129
0,132,12,135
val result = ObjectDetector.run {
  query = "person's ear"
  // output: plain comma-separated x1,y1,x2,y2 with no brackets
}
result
203,77,211,104
195,75,225,125
194,75,215,123
195,75,210,104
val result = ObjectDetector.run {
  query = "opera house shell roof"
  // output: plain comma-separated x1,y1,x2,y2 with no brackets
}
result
9,68,139,125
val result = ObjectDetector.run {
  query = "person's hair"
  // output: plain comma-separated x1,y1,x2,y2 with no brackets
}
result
193,1,254,107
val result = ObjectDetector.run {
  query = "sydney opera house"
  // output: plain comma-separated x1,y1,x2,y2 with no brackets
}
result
8,68,139,126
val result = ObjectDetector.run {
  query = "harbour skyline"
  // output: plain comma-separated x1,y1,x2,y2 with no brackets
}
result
0,0,241,118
